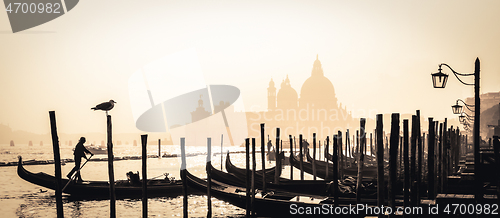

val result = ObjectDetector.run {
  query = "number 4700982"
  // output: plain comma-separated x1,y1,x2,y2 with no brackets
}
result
443,204,498,215
6,3,61,14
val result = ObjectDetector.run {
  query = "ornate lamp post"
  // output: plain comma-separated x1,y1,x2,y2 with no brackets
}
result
431,58,481,200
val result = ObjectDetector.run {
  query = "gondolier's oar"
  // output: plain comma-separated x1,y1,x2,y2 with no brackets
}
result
62,154,93,192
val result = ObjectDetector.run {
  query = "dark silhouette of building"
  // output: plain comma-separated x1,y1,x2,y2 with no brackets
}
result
247,55,355,139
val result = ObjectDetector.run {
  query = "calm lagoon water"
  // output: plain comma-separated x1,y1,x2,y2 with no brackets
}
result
0,143,250,217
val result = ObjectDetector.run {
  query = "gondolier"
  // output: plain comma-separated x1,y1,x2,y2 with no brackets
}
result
67,137,93,183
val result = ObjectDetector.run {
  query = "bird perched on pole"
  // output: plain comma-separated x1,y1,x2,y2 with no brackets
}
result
91,100,116,115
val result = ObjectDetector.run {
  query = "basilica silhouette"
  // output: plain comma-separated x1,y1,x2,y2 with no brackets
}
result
247,55,355,140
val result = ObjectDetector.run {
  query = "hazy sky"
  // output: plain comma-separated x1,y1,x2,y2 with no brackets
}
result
0,0,499,135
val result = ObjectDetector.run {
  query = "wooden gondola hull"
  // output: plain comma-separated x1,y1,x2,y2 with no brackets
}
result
17,156,183,199
302,149,379,180
210,161,332,196
185,169,363,217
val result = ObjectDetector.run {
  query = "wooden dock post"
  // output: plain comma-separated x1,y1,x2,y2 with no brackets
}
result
325,137,329,180
313,133,317,180
427,118,436,200
245,138,250,217
289,135,294,180
260,124,266,192
275,128,280,185
347,129,350,161
180,138,188,218
416,110,422,204
389,113,400,211
207,138,212,218
356,118,366,204
441,118,450,192
251,138,256,217
332,134,339,206
107,115,116,218
438,123,443,193
403,119,410,212
141,134,148,218
299,134,304,180
49,111,63,218
158,139,161,158
370,133,373,158
410,115,417,207
376,114,384,218
356,130,359,158
338,131,344,179
221,134,224,171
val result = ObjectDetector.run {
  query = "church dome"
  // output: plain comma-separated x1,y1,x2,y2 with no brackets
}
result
277,75,298,108
300,55,337,109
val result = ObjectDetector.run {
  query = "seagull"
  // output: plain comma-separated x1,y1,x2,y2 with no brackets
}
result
91,100,116,115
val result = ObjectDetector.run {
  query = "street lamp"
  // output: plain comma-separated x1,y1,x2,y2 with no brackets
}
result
459,114,466,123
459,112,474,124
452,103,463,114
431,58,481,200
431,68,449,88
452,99,475,115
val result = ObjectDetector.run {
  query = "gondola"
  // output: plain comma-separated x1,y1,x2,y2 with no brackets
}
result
184,169,363,217
304,148,379,179
209,160,333,196
225,152,279,180
17,156,183,199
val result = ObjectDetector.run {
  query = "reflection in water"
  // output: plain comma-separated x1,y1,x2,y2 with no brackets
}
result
69,201,81,218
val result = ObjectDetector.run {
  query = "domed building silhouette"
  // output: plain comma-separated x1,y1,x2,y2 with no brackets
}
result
249,55,354,139
299,55,338,110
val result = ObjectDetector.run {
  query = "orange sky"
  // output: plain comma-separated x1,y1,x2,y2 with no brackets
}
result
0,0,499,135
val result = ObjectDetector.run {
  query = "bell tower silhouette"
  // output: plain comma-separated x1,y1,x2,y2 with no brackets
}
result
267,78,276,110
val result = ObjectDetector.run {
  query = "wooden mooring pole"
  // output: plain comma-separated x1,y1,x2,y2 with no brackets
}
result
325,136,329,180
245,138,250,217
158,139,161,158
261,124,266,192
180,138,188,218
416,110,422,204
107,115,116,218
251,138,256,217
313,133,317,180
376,114,384,218
141,134,148,218
410,115,417,207
332,134,338,206
299,134,304,180
356,118,366,204
389,113,399,213
221,134,224,171
403,119,410,212
207,138,212,218
49,111,63,218
289,135,294,180
338,131,344,179
275,128,280,185
427,118,435,200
